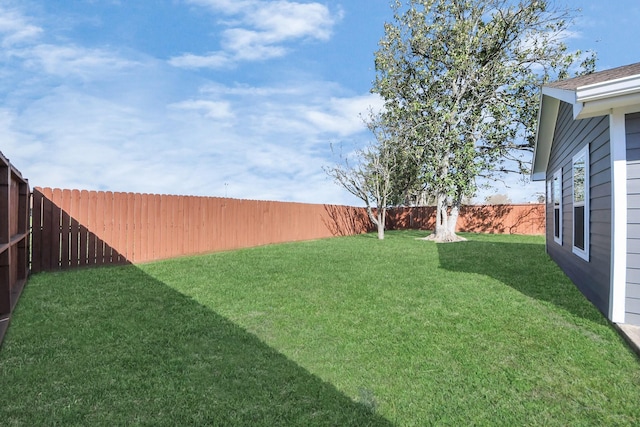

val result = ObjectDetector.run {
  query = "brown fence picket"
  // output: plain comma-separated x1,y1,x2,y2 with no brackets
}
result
31,190,42,273
103,192,113,264
78,190,88,267
70,190,80,268
41,189,54,270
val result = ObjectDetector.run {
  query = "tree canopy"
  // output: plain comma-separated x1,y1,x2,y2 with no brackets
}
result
373,0,595,241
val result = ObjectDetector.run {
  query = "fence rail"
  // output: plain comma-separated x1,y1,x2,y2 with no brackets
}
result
0,152,30,343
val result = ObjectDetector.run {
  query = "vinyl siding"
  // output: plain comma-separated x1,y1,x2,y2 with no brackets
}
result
626,112,640,325
546,101,611,316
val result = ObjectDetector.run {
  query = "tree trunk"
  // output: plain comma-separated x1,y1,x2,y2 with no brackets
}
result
446,199,460,236
365,205,386,240
377,208,386,240
423,193,466,242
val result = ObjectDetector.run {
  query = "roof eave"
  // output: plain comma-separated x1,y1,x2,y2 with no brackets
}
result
577,91,640,119
531,94,560,181
577,74,640,103
532,71,640,182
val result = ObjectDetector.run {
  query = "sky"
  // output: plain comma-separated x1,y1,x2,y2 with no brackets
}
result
0,0,639,206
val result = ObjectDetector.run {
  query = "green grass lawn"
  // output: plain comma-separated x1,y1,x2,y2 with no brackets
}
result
1,231,639,426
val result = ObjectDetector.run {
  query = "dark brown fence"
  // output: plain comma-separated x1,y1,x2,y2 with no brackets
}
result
31,188,371,272
0,152,30,343
388,204,545,235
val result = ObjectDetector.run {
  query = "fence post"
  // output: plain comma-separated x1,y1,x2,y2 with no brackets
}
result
0,156,10,317
0,152,30,344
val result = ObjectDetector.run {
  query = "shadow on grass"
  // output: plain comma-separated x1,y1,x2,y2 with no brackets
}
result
0,265,393,426
436,239,606,324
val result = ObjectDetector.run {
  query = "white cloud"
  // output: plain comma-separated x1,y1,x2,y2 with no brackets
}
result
0,7,43,47
169,99,235,120
171,0,342,68
168,52,232,69
222,28,289,60
6,89,195,194
305,94,383,136
0,7,139,82
18,44,139,79
247,1,337,41
176,82,382,141
186,0,253,14
0,109,44,162
201,82,306,97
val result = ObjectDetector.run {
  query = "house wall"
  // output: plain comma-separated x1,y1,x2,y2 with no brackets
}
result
625,112,640,324
546,101,612,317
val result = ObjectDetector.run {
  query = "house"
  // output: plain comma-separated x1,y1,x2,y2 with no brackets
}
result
532,62,640,326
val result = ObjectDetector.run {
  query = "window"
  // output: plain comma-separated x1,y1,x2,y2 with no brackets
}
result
552,169,562,244
572,146,589,261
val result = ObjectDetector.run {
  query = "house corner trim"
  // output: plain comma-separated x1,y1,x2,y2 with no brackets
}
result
609,110,627,323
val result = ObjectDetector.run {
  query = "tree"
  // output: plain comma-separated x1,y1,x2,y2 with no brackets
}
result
373,0,595,242
325,113,412,239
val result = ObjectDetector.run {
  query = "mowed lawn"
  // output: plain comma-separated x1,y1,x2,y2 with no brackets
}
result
1,231,639,426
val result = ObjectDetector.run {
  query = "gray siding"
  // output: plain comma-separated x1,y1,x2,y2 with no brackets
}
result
546,101,611,317
626,112,640,325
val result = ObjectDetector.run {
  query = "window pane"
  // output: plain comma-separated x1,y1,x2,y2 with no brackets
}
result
553,175,561,206
573,154,586,203
554,208,560,238
574,205,585,250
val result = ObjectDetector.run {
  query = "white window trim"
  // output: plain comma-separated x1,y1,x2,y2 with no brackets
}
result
572,145,590,261
552,168,562,245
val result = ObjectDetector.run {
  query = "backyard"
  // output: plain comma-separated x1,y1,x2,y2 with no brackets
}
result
1,231,639,426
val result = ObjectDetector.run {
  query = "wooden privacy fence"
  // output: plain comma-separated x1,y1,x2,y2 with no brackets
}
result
31,187,545,272
0,152,30,343
31,188,371,272
388,204,546,235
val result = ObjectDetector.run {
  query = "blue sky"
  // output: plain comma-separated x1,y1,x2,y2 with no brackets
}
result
1,1,638,205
